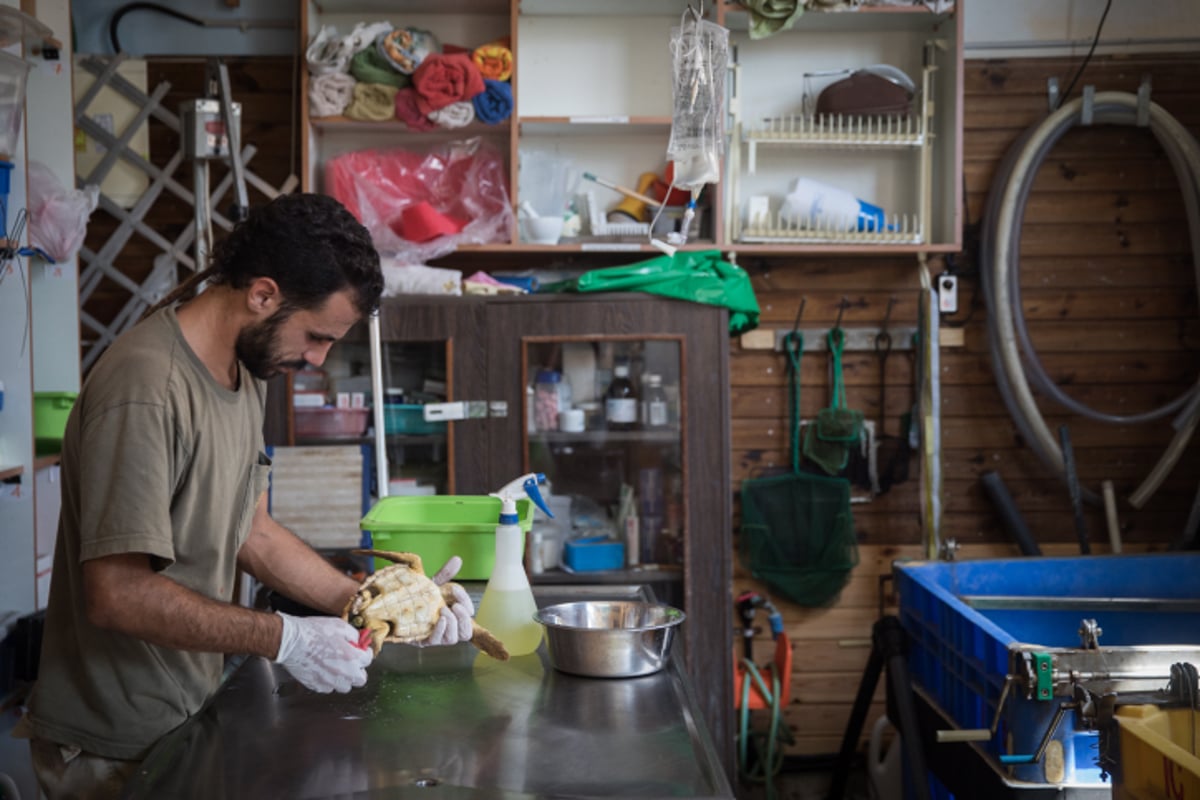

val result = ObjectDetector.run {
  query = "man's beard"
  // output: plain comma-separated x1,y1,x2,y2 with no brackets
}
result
236,307,307,380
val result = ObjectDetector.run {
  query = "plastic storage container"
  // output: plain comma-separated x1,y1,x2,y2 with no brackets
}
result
361,495,533,580
1113,704,1200,800
33,391,77,454
895,553,1200,788
383,403,445,435
0,50,31,161
294,407,369,439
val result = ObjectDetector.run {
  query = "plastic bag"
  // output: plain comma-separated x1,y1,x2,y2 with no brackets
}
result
555,249,760,336
28,161,98,263
325,136,512,263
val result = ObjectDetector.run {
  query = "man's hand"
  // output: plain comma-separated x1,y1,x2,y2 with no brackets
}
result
274,613,373,692
416,556,475,648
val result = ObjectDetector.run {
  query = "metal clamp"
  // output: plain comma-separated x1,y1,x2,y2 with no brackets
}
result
1081,85,1096,126
1136,74,1152,127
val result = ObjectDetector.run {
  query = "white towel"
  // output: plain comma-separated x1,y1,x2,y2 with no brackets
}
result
308,72,356,118
430,101,475,129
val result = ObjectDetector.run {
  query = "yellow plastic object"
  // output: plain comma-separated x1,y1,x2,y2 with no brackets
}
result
360,496,532,580
1113,704,1200,800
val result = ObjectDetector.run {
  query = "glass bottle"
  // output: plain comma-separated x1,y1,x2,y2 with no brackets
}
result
643,373,669,429
605,363,638,431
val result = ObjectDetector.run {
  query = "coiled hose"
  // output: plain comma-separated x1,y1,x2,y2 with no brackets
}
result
982,91,1200,511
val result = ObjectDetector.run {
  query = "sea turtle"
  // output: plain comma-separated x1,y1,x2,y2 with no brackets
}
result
342,549,509,661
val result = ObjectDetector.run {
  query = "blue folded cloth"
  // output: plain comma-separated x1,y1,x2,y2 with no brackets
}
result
472,79,513,125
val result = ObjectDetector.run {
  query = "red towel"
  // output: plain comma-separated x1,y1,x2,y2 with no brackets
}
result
412,53,485,115
394,88,437,131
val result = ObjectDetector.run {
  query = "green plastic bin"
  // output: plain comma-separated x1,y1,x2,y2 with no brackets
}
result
34,391,77,455
360,495,533,580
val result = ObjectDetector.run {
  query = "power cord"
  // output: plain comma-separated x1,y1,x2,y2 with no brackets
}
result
109,3,205,54
1056,0,1114,110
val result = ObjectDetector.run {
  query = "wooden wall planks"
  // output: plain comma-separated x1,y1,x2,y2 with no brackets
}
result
734,52,1200,758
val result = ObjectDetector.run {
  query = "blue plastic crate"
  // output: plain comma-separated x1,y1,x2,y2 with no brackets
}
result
894,553,1200,786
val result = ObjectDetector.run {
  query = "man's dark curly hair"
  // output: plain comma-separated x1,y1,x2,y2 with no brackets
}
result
209,193,383,316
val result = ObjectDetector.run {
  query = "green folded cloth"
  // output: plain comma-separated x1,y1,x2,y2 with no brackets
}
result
350,46,411,89
743,0,805,39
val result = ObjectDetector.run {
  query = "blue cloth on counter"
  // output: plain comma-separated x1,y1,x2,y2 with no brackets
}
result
472,79,513,125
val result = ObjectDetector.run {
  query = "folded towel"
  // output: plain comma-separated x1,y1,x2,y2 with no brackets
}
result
393,87,438,131
377,27,439,75
412,53,486,115
345,83,398,122
472,40,513,82
350,43,410,88
472,79,513,125
429,101,475,129
308,72,356,117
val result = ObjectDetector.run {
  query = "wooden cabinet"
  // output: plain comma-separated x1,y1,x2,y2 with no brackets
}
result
280,292,735,773
299,0,963,256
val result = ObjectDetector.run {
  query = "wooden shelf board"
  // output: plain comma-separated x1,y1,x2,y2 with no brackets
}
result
310,117,511,136
521,0,701,16
315,0,509,14
34,454,61,471
724,2,953,32
728,241,962,254
0,465,25,482
519,116,673,136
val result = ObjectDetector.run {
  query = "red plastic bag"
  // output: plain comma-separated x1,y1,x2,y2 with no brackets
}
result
325,136,512,262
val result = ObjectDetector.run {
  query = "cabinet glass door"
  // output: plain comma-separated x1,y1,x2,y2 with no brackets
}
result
522,336,686,575
315,321,453,499
372,338,452,497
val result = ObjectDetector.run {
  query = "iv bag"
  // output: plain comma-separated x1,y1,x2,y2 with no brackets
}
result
667,15,729,191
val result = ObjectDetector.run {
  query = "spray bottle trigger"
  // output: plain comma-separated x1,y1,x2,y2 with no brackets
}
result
523,475,553,517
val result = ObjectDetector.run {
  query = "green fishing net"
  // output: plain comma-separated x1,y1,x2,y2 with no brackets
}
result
804,329,864,475
739,331,858,607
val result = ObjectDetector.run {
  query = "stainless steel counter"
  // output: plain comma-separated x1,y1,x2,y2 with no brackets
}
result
122,586,732,799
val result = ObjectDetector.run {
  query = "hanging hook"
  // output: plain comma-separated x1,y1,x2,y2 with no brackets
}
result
834,296,849,331
791,297,807,334
881,296,896,332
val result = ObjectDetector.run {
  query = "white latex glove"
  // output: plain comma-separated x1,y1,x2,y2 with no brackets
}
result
416,556,475,647
274,613,373,693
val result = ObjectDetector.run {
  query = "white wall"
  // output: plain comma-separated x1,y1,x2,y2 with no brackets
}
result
965,0,1200,58
73,0,297,56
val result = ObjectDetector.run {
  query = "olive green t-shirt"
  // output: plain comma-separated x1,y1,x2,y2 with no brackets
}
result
26,306,271,760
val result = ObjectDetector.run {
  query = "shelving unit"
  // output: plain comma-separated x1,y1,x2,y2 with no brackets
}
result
720,1,962,252
299,0,962,255
0,1,77,616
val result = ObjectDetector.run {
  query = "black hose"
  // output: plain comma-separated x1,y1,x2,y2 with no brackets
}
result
1058,425,1091,554
109,3,206,54
980,471,1042,556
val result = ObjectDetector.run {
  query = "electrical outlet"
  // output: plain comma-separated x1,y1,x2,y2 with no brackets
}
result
938,274,958,314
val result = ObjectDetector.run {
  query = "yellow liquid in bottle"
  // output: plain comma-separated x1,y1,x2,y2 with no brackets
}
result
475,586,543,658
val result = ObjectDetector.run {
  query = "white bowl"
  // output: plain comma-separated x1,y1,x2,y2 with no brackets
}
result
522,216,564,245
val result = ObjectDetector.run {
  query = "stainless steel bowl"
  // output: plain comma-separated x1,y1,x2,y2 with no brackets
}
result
534,600,686,678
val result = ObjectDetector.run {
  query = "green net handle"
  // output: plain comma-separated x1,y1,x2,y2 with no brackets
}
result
783,331,803,473
827,328,847,410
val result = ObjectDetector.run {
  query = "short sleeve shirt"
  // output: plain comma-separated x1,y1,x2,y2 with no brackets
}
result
26,307,271,760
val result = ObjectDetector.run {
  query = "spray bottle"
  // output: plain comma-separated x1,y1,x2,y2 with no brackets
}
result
475,473,552,657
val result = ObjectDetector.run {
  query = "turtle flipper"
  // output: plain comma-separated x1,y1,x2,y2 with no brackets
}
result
470,621,510,661
352,549,426,575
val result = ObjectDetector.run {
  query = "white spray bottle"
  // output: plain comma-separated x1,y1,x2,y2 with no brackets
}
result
474,473,552,657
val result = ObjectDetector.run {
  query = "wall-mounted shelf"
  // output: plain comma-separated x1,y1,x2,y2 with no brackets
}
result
33,454,61,470
0,465,24,482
